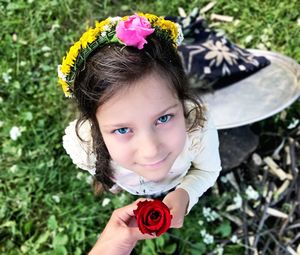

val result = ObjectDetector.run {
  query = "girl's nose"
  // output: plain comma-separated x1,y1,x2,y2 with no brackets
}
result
138,131,160,160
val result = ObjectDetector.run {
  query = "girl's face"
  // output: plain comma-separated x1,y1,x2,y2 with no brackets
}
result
96,72,186,182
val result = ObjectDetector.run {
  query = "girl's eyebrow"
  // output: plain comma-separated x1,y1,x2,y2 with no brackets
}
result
101,103,180,128
155,103,179,117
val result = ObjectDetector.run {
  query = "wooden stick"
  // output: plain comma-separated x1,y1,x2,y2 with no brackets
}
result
210,13,234,22
264,157,292,181
200,1,216,14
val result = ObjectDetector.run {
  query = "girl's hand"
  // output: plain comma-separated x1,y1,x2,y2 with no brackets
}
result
162,188,189,228
89,199,155,255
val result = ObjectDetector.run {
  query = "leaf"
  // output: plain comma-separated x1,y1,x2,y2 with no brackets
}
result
1,220,17,235
189,243,207,255
23,221,33,236
75,227,85,242
53,233,69,247
6,2,27,11
53,245,68,255
162,243,177,254
0,220,16,228
155,235,165,248
23,111,33,121
215,221,232,238
223,244,245,255
47,215,57,231
36,231,50,244
74,247,82,255
141,239,156,255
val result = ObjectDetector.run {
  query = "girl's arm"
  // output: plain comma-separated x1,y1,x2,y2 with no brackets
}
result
162,115,221,228
176,115,222,214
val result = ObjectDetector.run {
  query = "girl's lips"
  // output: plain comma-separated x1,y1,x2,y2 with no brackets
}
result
139,154,170,168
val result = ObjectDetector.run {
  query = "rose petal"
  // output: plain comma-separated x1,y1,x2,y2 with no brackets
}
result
134,200,172,236
116,14,154,49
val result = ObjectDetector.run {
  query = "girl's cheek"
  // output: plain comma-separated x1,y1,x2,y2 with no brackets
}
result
104,135,134,155
113,133,134,143
103,131,133,143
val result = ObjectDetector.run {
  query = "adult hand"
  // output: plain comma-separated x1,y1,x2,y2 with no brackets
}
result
162,188,189,228
89,200,154,255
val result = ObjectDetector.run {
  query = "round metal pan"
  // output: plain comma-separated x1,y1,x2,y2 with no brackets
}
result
199,49,300,130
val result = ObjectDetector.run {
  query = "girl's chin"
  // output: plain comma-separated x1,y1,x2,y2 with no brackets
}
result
143,172,169,183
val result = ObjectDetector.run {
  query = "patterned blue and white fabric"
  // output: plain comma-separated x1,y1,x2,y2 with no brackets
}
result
166,9,270,89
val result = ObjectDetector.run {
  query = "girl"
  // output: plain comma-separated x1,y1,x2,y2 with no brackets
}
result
59,13,222,228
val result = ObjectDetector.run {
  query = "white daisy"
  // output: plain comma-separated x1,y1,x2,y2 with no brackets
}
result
10,126,22,141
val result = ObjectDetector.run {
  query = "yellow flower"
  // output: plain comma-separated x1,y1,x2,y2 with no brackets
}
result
156,19,178,42
142,13,159,23
60,57,71,75
121,15,129,21
141,13,178,43
60,41,82,74
80,27,99,48
58,78,71,97
95,17,112,31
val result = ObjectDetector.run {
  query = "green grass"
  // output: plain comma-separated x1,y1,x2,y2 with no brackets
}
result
1,0,299,254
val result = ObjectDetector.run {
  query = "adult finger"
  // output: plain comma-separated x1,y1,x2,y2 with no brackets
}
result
114,198,151,224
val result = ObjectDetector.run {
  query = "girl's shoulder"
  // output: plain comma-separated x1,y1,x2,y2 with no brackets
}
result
62,119,96,174
185,102,218,155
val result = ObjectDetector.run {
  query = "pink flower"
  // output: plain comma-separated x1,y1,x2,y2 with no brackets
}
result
116,14,155,49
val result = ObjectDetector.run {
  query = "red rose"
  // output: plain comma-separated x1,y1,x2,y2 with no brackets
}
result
133,200,172,236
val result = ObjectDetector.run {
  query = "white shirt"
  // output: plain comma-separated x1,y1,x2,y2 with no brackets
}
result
63,109,222,213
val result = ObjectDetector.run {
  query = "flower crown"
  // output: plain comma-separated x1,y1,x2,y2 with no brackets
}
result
57,13,184,97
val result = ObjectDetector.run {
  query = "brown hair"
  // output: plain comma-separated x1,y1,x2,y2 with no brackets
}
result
73,34,204,191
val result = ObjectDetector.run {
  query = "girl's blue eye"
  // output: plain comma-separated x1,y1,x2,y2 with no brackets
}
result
157,114,173,124
114,127,130,135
